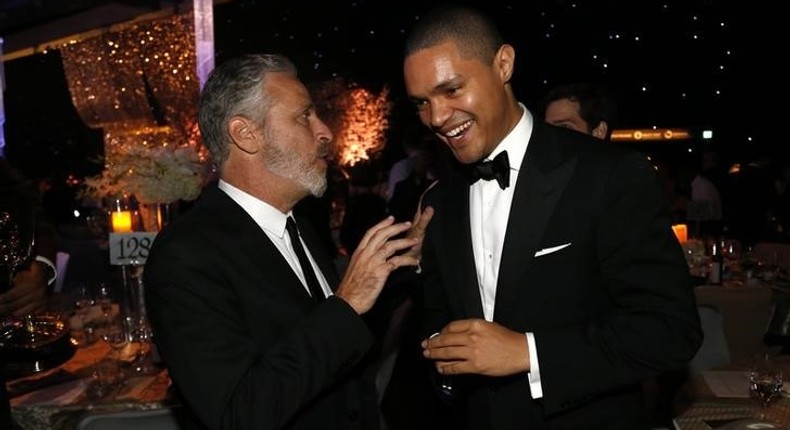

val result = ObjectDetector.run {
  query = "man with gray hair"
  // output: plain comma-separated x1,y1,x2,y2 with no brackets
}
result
145,53,432,430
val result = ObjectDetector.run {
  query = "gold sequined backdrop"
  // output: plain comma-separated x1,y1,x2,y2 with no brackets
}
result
59,12,201,157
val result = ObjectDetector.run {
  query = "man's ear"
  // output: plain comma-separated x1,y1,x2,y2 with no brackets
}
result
229,116,260,154
496,44,515,83
592,121,609,140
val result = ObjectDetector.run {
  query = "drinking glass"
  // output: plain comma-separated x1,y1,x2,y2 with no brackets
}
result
95,283,114,322
749,356,784,408
101,319,129,358
0,211,30,294
87,357,123,400
88,319,127,400
97,314,130,387
72,284,96,346
73,284,95,313
1,210,35,334
128,318,156,374
720,238,741,271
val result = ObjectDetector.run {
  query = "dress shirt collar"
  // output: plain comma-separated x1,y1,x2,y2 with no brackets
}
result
484,102,533,172
217,179,290,238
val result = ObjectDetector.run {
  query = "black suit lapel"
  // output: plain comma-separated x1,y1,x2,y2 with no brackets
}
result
441,169,486,319
494,124,578,323
201,187,317,303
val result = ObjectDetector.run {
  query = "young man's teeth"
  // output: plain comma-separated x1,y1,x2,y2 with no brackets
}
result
447,121,471,137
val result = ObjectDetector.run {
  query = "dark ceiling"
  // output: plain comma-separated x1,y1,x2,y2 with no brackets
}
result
0,0,164,34
0,0,180,55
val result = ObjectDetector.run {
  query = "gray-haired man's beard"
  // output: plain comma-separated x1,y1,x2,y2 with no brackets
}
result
265,144,327,197
302,168,327,197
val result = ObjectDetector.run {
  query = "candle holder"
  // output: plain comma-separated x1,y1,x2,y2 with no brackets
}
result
106,195,158,374
108,196,135,233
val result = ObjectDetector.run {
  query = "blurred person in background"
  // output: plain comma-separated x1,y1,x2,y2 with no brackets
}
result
0,158,57,317
1,157,58,430
543,82,617,141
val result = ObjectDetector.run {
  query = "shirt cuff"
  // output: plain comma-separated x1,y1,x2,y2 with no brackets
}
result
34,255,57,286
526,332,543,398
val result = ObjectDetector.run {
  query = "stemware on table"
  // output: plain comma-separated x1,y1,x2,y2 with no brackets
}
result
1,208,73,378
748,351,784,411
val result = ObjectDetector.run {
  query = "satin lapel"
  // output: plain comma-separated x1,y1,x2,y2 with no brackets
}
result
494,128,578,323
441,171,485,319
203,187,314,303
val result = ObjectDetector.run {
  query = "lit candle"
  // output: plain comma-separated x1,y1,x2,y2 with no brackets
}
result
671,224,688,244
111,210,133,233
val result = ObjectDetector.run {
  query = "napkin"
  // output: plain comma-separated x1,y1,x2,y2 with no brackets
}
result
702,370,750,398
9,377,89,406
116,375,157,400
7,368,81,398
69,304,119,329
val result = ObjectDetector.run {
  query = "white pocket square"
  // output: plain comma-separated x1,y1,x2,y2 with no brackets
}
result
534,243,572,257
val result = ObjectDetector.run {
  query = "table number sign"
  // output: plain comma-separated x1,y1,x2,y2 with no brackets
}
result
109,232,158,266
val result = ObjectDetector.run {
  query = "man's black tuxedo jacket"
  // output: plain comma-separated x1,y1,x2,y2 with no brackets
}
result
144,186,380,430
420,121,703,429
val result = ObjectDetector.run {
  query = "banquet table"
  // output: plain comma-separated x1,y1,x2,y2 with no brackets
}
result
673,356,790,429
7,336,174,430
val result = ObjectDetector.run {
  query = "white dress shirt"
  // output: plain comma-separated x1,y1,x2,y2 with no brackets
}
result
218,180,331,299
469,104,543,398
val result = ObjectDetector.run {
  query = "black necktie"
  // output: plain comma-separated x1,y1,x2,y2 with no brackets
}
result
470,151,510,189
285,217,325,301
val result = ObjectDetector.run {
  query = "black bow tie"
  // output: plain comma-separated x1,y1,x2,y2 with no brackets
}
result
470,151,510,189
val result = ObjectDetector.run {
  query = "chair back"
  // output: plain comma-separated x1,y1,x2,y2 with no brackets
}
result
764,295,790,349
754,242,790,271
688,305,730,374
694,284,773,362
77,408,181,430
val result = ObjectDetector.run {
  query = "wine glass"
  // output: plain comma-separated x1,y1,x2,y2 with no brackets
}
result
95,283,114,322
91,316,129,397
101,318,129,358
720,238,741,271
0,209,37,343
128,317,156,374
749,356,784,408
0,211,32,294
72,284,96,346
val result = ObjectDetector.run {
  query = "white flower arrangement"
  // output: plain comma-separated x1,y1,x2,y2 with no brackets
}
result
83,145,207,204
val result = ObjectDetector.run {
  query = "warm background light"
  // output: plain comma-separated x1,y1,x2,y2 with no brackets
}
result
312,79,391,174
672,224,688,244
610,128,692,141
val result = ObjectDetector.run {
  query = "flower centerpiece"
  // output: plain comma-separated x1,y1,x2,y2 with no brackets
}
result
84,145,206,205
83,143,209,231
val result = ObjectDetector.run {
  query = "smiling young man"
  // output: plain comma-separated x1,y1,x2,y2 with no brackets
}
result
403,5,701,429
